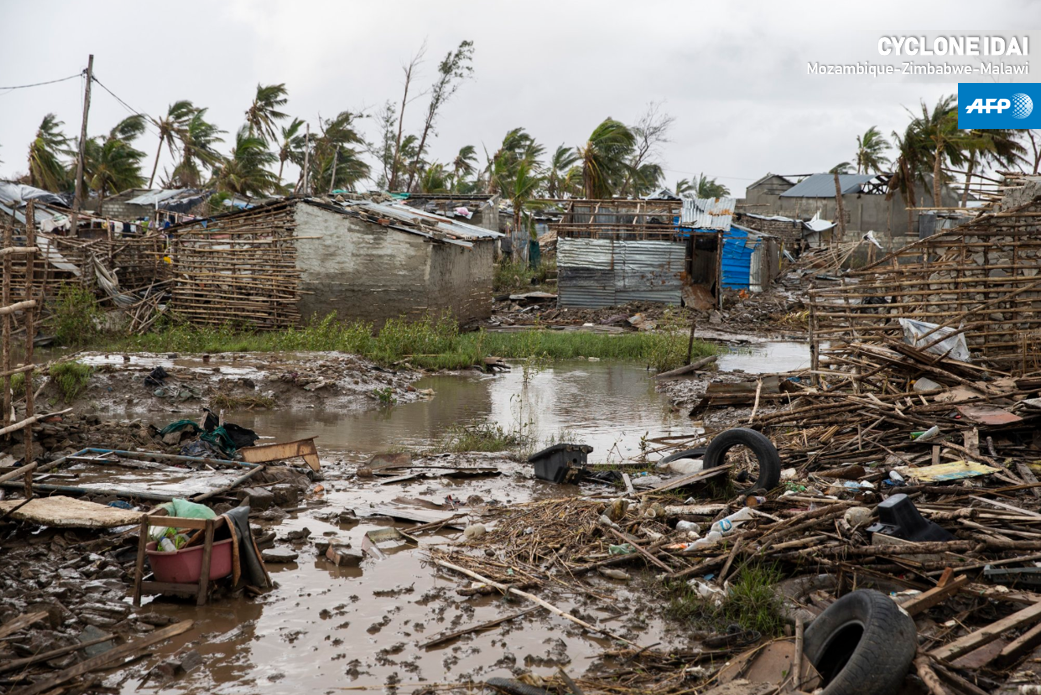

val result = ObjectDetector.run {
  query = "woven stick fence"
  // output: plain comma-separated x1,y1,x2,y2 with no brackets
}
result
808,189,1041,374
169,201,301,329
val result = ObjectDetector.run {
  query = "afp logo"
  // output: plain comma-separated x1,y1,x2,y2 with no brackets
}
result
959,83,1039,128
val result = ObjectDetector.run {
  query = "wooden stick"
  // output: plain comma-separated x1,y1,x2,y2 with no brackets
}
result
433,559,644,649
12,619,194,695
0,612,47,640
0,633,114,674
914,656,948,695
793,617,804,692
606,527,673,573
418,607,539,649
931,600,1041,662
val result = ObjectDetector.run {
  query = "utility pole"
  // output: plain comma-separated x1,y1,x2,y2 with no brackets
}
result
302,123,310,196
72,55,94,216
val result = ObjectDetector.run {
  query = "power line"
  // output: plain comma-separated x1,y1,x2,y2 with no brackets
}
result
90,74,162,138
0,73,82,91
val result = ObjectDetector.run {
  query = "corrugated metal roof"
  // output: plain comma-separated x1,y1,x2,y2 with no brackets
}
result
779,174,875,198
124,188,190,206
345,201,503,242
680,196,736,230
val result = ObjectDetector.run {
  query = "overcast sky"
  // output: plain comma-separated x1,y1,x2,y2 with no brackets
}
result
1,0,1037,198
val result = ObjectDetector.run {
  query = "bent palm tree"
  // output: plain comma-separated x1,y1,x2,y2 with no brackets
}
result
27,114,73,192
578,118,635,199
960,129,1026,205
276,118,307,188
148,100,195,188
509,158,545,253
546,145,579,198
171,108,224,188
695,174,730,198
85,115,147,214
245,83,289,143
213,126,280,197
855,126,891,174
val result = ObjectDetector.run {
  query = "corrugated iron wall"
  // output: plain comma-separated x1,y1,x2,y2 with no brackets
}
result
558,237,685,308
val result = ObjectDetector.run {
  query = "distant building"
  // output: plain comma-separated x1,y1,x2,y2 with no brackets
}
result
738,172,964,250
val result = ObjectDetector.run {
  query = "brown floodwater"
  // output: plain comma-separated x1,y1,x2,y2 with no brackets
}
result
100,361,699,694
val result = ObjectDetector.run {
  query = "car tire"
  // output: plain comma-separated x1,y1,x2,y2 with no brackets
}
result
658,447,707,465
803,589,917,695
703,428,781,491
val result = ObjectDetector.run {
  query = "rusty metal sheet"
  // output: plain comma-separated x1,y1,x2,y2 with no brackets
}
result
956,404,1023,426
238,437,320,471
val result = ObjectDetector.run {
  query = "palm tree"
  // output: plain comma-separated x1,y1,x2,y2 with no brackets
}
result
694,174,730,198
628,162,664,197
147,100,195,188
171,108,224,188
887,124,927,231
578,118,635,199
27,114,72,192
509,158,545,255
913,95,968,205
674,178,694,196
485,128,541,195
960,129,1026,205
546,145,579,199
854,126,891,174
306,111,370,193
419,163,449,194
85,115,147,214
451,145,478,191
213,125,280,197
829,162,854,175
245,83,289,143
276,118,306,188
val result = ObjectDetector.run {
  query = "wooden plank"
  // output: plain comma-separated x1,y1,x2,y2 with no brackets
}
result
238,436,320,471
931,601,1041,662
997,619,1041,666
11,619,194,695
132,517,148,607
0,612,47,639
196,518,214,606
0,462,37,485
0,634,114,674
900,575,970,616
637,463,733,496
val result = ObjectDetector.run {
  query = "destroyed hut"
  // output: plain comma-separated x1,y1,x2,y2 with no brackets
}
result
550,197,781,309
167,198,503,329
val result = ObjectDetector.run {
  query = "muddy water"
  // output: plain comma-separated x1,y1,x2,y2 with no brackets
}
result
118,362,698,694
717,341,811,374
215,361,688,462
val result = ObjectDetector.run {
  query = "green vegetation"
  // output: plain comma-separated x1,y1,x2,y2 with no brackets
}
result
48,361,94,402
107,312,715,372
371,387,396,408
210,391,276,410
667,562,786,638
434,423,527,454
493,258,555,294
47,285,104,347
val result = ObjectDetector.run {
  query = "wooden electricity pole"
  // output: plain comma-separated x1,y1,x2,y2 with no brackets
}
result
72,55,94,214
302,123,310,196
833,171,847,241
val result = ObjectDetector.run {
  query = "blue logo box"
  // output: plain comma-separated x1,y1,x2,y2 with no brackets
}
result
958,83,1039,128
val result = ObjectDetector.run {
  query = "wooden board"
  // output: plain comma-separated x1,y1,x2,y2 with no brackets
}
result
0,496,142,528
239,437,320,471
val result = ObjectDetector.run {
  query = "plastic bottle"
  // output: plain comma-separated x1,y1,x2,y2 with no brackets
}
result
159,537,177,553
675,520,700,534
609,543,634,555
709,507,755,536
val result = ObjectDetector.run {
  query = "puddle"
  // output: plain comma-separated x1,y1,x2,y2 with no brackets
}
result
162,361,690,462
717,341,811,374
112,360,698,694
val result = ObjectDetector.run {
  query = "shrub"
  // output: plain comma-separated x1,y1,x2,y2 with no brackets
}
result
48,361,94,401
47,284,103,346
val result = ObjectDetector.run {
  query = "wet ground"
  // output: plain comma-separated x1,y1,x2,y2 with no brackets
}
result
84,360,702,694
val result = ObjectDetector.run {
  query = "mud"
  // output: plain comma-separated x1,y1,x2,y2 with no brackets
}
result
4,357,708,694
47,351,425,417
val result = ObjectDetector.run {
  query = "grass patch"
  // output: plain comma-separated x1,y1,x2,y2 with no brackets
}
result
494,258,556,294
210,392,276,410
667,562,786,638
434,423,528,453
47,285,104,347
100,311,716,372
48,361,94,402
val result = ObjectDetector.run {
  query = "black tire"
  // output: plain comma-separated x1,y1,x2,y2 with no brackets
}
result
703,428,781,491
486,678,552,695
659,447,707,465
803,589,917,695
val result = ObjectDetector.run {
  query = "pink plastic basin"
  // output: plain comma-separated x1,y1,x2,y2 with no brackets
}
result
145,539,233,584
